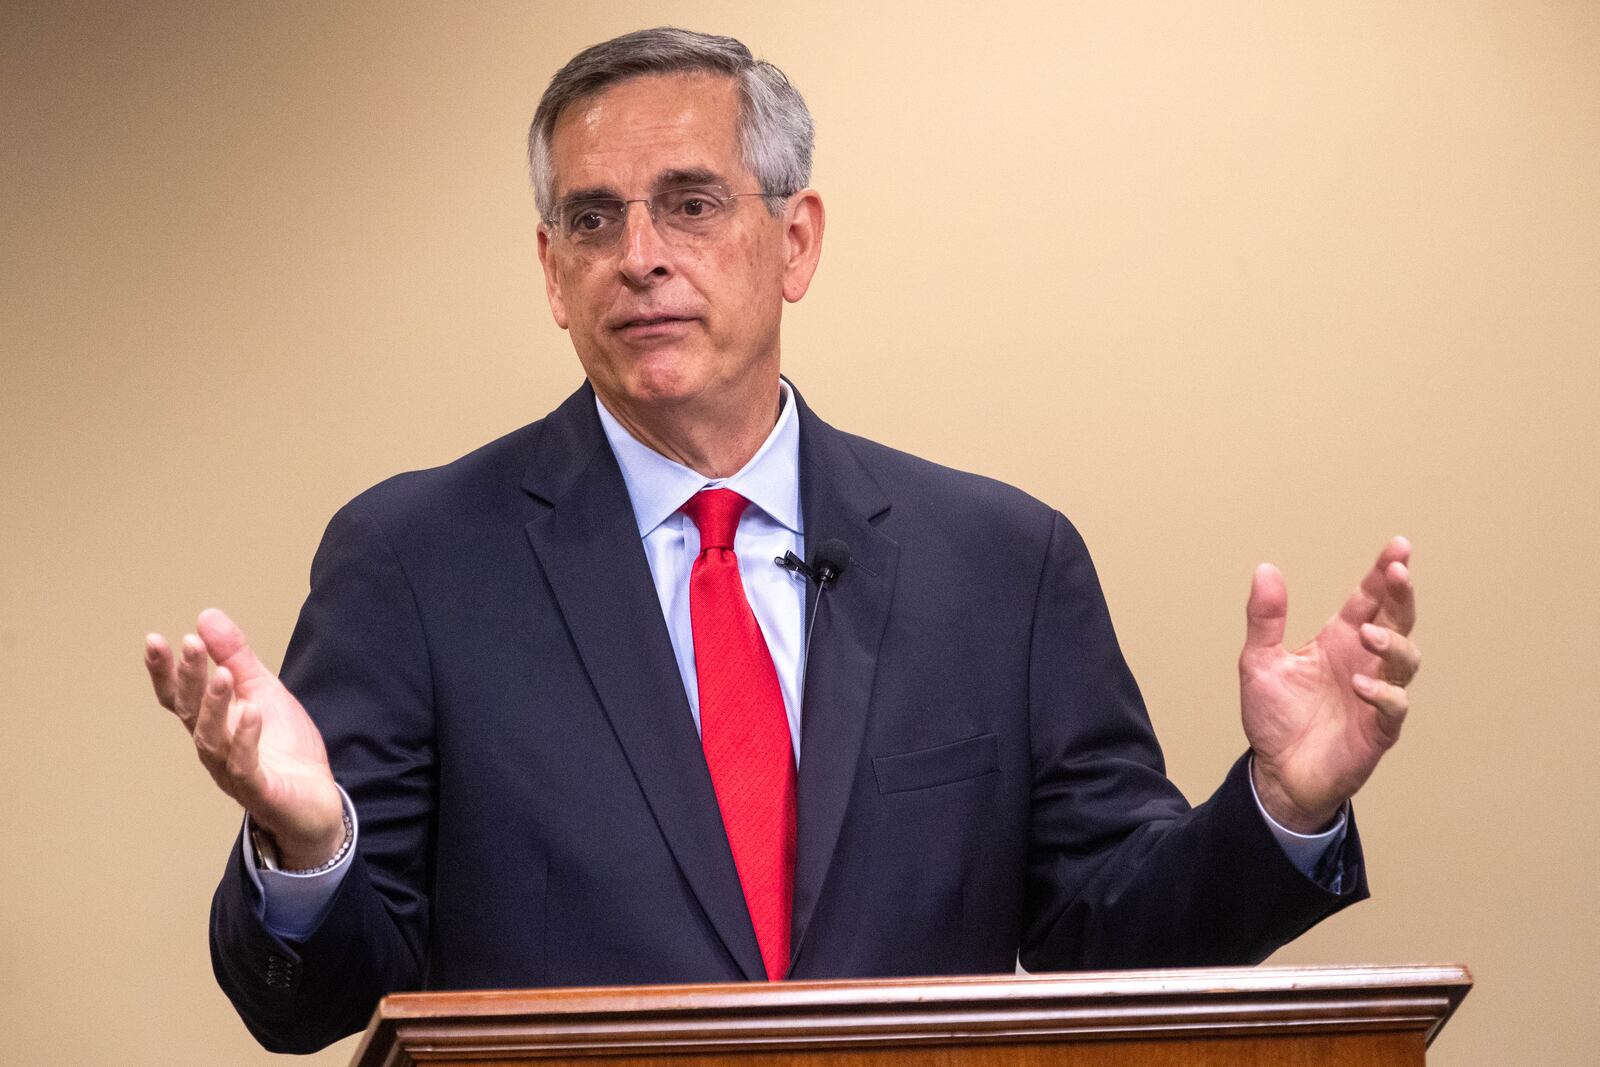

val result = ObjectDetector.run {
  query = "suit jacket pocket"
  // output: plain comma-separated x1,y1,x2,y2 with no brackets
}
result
872,733,999,794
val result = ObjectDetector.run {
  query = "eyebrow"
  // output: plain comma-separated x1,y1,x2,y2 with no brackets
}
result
555,169,729,206
557,185,620,205
654,168,723,190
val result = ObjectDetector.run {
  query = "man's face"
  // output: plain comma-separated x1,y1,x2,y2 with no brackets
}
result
536,72,821,421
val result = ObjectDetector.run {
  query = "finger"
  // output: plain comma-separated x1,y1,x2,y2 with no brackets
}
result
1380,559,1417,634
1243,563,1288,654
1339,536,1412,627
192,665,235,770
196,608,273,689
225,702,263,791
144,634,177,711
1352,672,1409,742
174,634,209,729
1360,622,1421,686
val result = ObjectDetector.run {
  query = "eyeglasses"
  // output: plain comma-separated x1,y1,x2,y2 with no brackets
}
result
545,184,769,250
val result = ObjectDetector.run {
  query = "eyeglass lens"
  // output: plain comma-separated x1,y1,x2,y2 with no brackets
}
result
556,186,755,247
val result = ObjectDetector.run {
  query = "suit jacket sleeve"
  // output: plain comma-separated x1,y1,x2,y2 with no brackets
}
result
1019,512,1367,971
209,498,435,1053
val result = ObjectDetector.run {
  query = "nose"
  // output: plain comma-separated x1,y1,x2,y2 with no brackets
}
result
617,200,671,286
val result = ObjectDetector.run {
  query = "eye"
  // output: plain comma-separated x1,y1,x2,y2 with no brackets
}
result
563,200,623,235
659,187,724,223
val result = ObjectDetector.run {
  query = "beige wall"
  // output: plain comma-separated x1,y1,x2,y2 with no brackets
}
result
3,2,1596,1063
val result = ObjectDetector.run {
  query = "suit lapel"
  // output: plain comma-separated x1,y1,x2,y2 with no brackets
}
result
789,390,900,968
521,385,766,981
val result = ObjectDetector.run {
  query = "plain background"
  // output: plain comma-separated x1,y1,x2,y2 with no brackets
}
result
3,2,1595,1064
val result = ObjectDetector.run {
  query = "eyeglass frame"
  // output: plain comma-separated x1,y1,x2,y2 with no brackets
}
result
541,183,777,249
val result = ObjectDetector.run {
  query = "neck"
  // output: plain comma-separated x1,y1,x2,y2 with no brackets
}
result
596,377,783,479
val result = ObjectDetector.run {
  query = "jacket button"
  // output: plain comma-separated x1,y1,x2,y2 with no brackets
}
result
264,954,295,989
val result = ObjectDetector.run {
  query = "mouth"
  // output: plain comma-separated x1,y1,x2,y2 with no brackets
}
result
608,313,702,344
611,313,697,331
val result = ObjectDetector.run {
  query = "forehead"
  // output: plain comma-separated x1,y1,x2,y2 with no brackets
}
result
548,72,748,199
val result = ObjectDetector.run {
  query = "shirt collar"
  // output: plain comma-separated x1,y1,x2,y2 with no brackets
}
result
594,379,803,538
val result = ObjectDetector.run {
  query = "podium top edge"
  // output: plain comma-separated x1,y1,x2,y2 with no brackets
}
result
373,962,1472,1021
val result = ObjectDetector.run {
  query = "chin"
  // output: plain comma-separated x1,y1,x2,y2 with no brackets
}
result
616,360,714,411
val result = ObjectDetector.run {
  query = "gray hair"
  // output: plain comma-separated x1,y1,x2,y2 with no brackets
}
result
528,27,814,221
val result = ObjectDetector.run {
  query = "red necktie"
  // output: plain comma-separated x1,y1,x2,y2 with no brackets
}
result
681,488,796,981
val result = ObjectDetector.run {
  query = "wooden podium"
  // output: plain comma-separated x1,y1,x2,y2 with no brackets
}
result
349,963,1470,1066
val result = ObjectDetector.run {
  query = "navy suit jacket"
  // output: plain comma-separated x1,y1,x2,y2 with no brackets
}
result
210,382,1366,1052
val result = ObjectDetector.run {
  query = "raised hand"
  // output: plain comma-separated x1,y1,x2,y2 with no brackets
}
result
146,608,346,869
1240,537,1420,833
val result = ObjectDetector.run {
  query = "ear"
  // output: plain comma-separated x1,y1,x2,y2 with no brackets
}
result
536,224,571,330
780,189,825,304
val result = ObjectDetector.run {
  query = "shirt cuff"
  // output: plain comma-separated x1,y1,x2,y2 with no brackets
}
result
1247,757,1347,890
241,784,358,940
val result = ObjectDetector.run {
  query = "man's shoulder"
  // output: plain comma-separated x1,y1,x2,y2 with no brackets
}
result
337,382,601,529
821,422,1067,548
341,418,546,523
837,428,1031,500
322,388,603,566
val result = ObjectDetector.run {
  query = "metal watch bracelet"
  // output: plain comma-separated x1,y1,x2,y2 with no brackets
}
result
250,802,354,875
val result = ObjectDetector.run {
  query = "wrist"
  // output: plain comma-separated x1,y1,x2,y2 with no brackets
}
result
1250,757,1340,835
254,802,350,873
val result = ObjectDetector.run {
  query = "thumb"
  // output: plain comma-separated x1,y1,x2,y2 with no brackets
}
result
1244,563,1288,655
196,608,272,689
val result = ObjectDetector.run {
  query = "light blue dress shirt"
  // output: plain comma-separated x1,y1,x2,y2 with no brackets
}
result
248,381,1343,936
595,379,808,756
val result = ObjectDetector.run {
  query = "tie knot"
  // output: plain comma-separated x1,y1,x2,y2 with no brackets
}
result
681,488,749,552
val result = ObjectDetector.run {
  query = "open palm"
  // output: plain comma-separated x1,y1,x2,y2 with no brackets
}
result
1240,538,1420,833
147,608,345,867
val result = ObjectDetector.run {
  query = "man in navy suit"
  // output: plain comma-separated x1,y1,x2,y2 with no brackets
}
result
145,29,1421,1054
